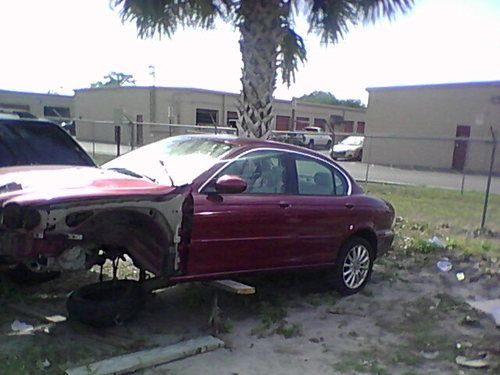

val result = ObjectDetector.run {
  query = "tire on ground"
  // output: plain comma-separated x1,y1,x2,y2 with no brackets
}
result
328,236,374,296
66,280,146,327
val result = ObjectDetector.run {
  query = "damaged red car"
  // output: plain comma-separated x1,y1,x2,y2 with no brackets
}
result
0,135,394,325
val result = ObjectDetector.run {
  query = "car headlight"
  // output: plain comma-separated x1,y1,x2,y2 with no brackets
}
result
2,204,41,230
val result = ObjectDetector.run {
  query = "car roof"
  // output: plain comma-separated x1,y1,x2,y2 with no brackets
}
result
175,133,333,162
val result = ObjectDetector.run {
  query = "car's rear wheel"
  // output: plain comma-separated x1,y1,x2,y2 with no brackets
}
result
329,237,374,295
308,140,314,149
66,280,146,327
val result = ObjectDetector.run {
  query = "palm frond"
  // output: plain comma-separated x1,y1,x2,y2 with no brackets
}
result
358,0,414,23
278,26,307,87
305,0,413,44
112,0,227,38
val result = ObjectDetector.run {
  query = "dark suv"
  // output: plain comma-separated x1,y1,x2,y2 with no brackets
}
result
0,118,95,167
0,118,95,282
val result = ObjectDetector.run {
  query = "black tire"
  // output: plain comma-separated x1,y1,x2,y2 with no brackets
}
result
5,264,60,285
329,236,374,296
67,280,146,328
308,140,314,149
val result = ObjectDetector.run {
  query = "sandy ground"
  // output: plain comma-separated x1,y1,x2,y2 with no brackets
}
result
1,250,499,375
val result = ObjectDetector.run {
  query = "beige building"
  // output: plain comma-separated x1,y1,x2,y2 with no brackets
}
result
0,86,367,146
0,89,73,120
365,81,500,173
73,86,366,143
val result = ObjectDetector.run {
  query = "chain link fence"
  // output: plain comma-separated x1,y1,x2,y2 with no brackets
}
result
72,119,498,230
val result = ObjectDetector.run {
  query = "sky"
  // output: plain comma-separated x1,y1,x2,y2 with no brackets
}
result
0,0,499,104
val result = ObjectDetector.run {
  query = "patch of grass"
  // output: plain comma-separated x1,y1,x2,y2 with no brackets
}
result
0,340,105,375
275,322,302,338
251,301,287,337
220,318,234,333
365,183,500,233
305,291,340,307
332,356,390,375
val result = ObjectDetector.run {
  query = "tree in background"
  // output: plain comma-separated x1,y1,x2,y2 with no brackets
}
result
299,91,365,109
113,0,412,138
91,72,136,88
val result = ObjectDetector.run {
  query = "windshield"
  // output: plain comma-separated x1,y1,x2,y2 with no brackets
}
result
0,120,95,167
340,136,364,146
104,135,234,186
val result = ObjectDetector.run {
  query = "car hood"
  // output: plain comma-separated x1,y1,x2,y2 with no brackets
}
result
0,165,176,206
332,144,360,152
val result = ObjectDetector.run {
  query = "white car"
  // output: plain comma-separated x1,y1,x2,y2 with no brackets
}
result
331,136,365,161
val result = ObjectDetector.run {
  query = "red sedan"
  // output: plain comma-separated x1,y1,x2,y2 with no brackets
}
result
0,135,394,309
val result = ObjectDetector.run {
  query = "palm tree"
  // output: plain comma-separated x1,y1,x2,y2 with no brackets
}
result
113,0,413,138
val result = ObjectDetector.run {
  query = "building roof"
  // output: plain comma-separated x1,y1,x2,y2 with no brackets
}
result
366,80,500,92
0,89,73,99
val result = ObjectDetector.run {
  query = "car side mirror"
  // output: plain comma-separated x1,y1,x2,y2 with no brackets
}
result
214,175,247,194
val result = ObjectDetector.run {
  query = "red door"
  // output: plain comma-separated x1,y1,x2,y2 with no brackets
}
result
276,115,290,131
452,125,470,171
187,150,297,275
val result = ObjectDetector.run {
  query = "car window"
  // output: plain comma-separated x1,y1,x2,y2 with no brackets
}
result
216,150,287,194
104,136,234,186
294,156,348,196
0,121,95,167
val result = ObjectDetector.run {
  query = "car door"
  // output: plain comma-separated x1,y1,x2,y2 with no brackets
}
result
289,154,356,265
187,149,298,275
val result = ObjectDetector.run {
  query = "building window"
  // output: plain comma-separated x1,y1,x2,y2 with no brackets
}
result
227,111,238,127
44,106,71,118
356,121,365,134
343,121,354,133
0,103,30,111
296,116,309,130
196,109,218,125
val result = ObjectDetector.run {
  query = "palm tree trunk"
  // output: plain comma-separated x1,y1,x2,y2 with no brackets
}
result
237,0,287,138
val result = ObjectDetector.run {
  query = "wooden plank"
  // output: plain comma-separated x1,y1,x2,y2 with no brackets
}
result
6,303,67,323
65,335,225,375
209,279,255,295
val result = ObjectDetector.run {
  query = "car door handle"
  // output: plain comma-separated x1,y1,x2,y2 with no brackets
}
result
279,201,291,208
345,203,355,209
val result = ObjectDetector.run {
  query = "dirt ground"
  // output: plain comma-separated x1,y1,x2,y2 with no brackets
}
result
1,246,499,375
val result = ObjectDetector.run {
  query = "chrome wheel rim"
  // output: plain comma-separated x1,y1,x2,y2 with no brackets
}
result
342,245,370,289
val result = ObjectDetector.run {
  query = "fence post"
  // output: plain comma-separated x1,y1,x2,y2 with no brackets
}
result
480,127,496,231
114,126,121,156
364,136,372,184
136,114,144,146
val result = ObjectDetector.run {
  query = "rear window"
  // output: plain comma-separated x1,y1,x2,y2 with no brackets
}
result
0,120,95,167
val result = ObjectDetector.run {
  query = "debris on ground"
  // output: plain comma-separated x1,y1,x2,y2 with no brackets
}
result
455,353,490,368
428,236,447,249
468,299,500,327
456,272,465,281
10,320,34,334
420,350,439,359
436,258,453,272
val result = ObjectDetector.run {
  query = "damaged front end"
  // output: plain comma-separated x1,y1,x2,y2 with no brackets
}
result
0,186,190,278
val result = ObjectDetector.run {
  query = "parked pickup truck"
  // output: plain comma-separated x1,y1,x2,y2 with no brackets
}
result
271,127,332,149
